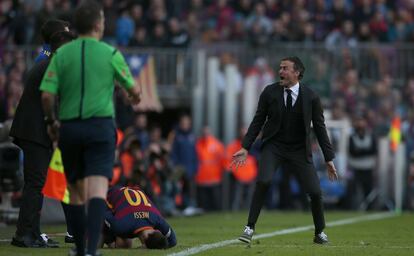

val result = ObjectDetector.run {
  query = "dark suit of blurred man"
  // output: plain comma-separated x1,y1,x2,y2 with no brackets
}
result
9,19,75,248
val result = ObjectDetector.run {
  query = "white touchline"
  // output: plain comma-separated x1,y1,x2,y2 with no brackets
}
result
167,212,397,256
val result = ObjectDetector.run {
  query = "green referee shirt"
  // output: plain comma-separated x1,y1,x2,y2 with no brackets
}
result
40,37,135,120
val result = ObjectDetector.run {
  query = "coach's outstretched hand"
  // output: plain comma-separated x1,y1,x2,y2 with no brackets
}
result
326,161,338,181
230,148,248,170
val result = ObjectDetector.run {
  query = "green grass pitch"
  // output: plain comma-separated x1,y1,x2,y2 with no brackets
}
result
0,211,412,256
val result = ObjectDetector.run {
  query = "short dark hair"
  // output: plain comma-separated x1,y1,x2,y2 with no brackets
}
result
41,19,71,44
41,19,76,51
281,56,305,80
145,231,168,249
74,0,103,34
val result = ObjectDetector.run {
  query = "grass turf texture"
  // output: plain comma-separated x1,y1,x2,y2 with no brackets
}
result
0,211,412,256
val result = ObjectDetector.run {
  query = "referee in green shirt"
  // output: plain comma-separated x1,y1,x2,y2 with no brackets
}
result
40,1,141,255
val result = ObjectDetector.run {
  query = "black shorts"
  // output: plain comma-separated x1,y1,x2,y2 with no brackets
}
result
59,118,116,184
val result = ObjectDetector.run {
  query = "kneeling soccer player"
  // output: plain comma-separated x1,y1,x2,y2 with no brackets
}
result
101,186,177,249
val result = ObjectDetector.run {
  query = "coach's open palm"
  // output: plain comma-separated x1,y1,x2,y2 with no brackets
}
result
230,148,248,170
326,161,338,181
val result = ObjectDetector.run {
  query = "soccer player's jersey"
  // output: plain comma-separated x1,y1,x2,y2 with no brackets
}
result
105,186,176,247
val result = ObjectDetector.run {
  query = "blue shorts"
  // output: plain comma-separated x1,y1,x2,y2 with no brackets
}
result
59,117,116,184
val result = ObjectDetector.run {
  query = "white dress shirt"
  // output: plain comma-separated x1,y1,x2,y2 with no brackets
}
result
284,83,300,107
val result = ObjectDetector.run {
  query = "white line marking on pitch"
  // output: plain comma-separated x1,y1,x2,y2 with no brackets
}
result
167,212,397,256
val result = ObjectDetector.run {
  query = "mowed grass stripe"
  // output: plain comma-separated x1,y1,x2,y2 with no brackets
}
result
168,212,397,256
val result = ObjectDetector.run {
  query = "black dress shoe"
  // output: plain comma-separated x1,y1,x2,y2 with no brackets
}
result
313,231,329,244
65,232,75,243
40,233,60,248
11,235,48,248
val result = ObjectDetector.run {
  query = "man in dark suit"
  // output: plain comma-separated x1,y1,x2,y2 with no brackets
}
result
231,56,338,244
9,19,76,248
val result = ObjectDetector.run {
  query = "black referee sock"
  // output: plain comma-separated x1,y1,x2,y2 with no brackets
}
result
87,198,106,255
61,202,74,236
67,204,86,256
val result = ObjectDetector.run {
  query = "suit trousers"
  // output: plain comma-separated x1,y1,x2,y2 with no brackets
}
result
248,142,325,233
15,139,52,238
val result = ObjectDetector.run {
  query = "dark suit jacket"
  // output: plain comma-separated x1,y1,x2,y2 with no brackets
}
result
9,59,51,148
242,82,335,163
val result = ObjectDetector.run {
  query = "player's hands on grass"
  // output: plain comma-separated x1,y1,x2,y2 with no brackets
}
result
230,148,248,170
326,161,338,181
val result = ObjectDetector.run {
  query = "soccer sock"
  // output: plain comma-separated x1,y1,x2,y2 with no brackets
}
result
310,194,325,235
86,198,106,255
61,202,74,236
67,204,86,255
247,181,270,230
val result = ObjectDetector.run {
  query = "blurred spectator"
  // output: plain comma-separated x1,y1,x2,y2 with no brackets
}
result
206,0,234,40
56,0,73,23
150,22,169,47
183,0,205,39
329,0,352,30
195,126,225,211
325,20,357,50
34,0,57,44
130,3,146,28
229,15,246,41
125,113,150,152
10,2,36,45
167,17,190,48
129,26,149,47
102,0,118,45
353,0,374,24
146,0,168,30
116,7,134,46
347,113,378,209
270,18,289,42
170,114,198,208
226,127,257,211
245,2,272,35
0,70,8,122
245,57,275,93
310,0,332,41
357,22,373,42
121,137,149,193
234,0,252,19
248,19,270,47
304,56,331,98
369,11,388,42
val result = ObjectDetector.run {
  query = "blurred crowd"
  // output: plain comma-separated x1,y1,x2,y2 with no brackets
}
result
2,0,414,47
1,0,414,213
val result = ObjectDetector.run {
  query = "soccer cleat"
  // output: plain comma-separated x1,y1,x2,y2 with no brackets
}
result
238,226,254,244
313,231,329,244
